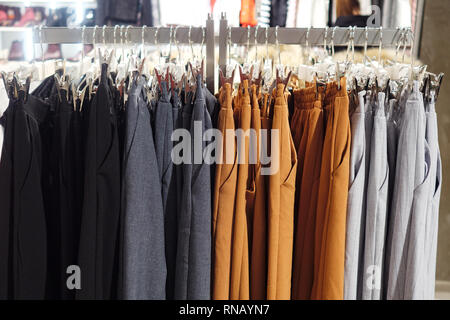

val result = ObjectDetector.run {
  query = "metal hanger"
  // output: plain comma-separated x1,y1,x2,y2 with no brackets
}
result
323,26,329,56
378,26,383,65
331,26,337,58
274,26,291,92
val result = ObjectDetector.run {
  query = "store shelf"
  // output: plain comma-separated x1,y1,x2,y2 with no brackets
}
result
0,0,97,8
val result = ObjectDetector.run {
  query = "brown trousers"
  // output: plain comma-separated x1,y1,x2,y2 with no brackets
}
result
312,78,351,300
290,85,325,299
212,83,238,300
247,84,267,300
229,80,251,299
267,84,297,300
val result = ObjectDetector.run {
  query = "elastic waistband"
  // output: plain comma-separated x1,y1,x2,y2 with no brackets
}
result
324,77,348,106
293,84,325,110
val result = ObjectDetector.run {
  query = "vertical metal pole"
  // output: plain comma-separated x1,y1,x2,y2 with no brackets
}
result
218,12,228,75
206,14,216,93
414,0,425,59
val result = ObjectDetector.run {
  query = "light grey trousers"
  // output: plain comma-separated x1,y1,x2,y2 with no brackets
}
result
345,91,372,300
362,92,389,300
386,81,430,300
424,95,442,299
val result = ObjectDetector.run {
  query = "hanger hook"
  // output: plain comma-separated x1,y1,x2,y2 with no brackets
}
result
39,24,44,65
254,25,259,61
352,26,356,62
174,25,182,63
306,27,310,50
141,25,146,59
395,27,403,63
409,29,415,69
364,26,368,64
81,26,86,68
246,25,251,64
265,26,269,60
275,25,281,65
114,25,119,47
378,26,383,65
102,25,106,46
126,25,132,46
331,26,337,57
346,26,352,62
402,27,409,63
168,25,173,60
201,26,206,59
227,26,232,65
188,26,195,60
81,25,86,46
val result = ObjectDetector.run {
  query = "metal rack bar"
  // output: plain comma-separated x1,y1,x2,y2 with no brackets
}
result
29,16,415,93
218,20,413,72
228,26,409,46
32,20,215,92
32,26,206,45
0,0,97,8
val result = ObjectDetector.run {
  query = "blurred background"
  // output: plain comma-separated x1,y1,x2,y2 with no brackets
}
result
0,0,448,298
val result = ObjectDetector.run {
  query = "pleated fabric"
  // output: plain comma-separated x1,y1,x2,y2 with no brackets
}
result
424,94,442,299
362,92,389,300
344,90,368,300
212,83,238,300
267,83,297,300
386,81,428,300
229,80,251,300
312,78,351,300
248,84,267,300
291,85,325,300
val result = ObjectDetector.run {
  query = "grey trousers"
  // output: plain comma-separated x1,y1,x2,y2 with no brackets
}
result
345,91,369,300
121,79,167,299
386,82,429,300
362,92,389,300
175,78,212,300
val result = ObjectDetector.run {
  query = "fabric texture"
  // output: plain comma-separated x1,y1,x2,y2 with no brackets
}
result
362,92,389,300
0,93,49,299
119,77,166,300
291,85,324,300
312,78,351,300
386,82,428,300
212,83,238,300
344,90,368,300
267,83,297,300
229,80,252,300
76,64,121,300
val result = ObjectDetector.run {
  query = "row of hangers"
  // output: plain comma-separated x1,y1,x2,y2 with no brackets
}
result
1,24,444,108
222,25,443,103
2,24,210,108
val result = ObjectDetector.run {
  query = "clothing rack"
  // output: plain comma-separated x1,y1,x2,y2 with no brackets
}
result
29,13,413,94
218,13,413,74
31,15,216,92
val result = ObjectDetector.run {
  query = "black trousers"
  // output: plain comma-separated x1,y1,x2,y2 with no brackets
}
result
76,64,121,300
0,93,49,299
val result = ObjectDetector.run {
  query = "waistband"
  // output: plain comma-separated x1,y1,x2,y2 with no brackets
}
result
219,83,233,110
293,84,325,110
324,77,348,106
21,93,50,125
